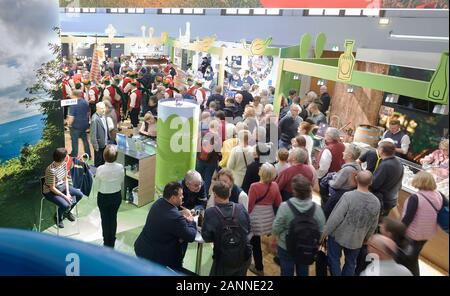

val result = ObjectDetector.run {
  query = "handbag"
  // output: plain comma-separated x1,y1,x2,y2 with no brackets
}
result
315,241,328,276
421,192,449,234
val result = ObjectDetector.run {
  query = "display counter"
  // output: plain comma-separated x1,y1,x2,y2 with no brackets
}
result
355,144,449,273
117,137,157,207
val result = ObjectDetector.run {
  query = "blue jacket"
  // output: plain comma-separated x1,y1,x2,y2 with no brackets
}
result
69,157,93,196
134,198,197,269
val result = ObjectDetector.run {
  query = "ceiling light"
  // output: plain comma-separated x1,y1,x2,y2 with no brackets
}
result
362,9,380,16
433,104,449,115
267,9,280,15
379,18,389,25
344,9,361,16
238,8,250,15
324,9,340,16
89,8,96,13
161,8,171,14
118,8,126,13
171,8,181,14
128,8,136,13
385,94,399,103
110,8,118,13
193,8,204,14
183,8,193,14
253,8,266,15
136,8,144,13
226,8,237,14
389,32,449,42
308,9,324,15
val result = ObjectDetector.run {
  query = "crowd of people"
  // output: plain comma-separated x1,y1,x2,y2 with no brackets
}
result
43,55,449,276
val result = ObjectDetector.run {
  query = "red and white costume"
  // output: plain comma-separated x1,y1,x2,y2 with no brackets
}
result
62,76,72,100
194,87,207,107
128,88,142,110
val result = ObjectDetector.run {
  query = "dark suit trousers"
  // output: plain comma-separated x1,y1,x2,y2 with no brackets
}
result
94,147,105,167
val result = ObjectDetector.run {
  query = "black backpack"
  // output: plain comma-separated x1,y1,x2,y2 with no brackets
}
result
213,204,248,268
286,201,321,265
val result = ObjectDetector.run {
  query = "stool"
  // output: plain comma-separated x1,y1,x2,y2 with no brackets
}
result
38,177,80,236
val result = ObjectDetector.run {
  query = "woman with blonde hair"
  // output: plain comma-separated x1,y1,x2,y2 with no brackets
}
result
298,121,314,164
227,129,254,187
401,171,448,275
248,163,282,276
139,112,157,138
244,105,258,134
420,139,449,179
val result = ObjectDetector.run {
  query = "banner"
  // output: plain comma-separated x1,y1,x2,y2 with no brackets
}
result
0,0,65,229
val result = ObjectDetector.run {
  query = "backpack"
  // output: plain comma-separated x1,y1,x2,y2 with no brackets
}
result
422,192,449,234
286,201,321,265
213,204,248,268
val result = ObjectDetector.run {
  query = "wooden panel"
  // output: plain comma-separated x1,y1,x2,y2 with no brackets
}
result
396,190,449,273
329,61,388,130
137,155,156,206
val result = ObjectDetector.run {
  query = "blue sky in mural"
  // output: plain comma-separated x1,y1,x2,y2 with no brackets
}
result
0,0,60,125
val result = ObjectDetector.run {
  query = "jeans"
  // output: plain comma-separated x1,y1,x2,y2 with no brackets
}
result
278,140,291,150
250,235,263,271
70,127,91,158
278,246,309,276
327,236,361,276
97,191,122,248
196,160,217,195
43,185,83,221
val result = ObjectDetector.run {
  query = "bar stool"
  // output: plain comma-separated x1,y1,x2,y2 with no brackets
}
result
38,177,80,236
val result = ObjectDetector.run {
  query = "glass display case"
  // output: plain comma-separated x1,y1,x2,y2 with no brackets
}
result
400,158,449,198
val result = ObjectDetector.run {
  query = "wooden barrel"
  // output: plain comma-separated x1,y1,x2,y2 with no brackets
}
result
353,125,380,147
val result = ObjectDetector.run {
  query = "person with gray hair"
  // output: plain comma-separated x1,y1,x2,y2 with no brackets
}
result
238,82,254,110
317,127,346,206
91,101,111,167
276,148,314,201
323,143,362,218
181,170,208,210
179,85,194,100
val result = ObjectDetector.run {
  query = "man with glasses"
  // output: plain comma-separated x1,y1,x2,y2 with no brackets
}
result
180,170,208,210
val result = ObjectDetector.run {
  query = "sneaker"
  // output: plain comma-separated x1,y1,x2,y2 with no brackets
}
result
273,256,280,266
249,264,264,276
54,215,64,228
64,212,76,222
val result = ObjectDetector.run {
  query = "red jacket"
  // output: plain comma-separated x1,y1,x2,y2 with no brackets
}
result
187,85,198,96
276,164,314,194
89,86,99,104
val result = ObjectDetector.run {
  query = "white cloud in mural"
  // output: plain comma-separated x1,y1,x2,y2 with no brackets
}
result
0,0,60,124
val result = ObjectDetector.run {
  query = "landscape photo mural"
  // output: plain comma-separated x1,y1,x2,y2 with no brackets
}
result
0,0,64,229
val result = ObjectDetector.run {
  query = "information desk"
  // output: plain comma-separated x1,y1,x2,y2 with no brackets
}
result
117,139,156,207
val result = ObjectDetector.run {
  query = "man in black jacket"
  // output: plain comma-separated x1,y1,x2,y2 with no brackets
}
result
278,104,302,149
134,182,197,271
371,141,404,216
238,83,253,108
206,85,225,110
319,85,331,114
201,181,252,276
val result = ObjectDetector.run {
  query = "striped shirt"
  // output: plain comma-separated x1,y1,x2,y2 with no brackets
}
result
43,161,67,194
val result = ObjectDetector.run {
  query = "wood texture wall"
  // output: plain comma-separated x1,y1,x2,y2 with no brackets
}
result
329,61,389,130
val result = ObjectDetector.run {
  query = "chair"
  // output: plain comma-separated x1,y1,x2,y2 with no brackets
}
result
38,177,80,236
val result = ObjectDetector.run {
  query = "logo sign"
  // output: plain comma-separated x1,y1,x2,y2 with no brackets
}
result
61,99,78,107
337,40,356,82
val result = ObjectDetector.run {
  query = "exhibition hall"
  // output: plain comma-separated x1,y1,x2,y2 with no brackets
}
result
0,0,448,277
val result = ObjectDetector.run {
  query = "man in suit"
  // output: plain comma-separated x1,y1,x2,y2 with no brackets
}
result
134,182,197,271
90,102,110,167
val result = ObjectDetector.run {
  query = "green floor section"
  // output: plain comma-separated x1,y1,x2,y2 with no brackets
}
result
44,186,214,275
